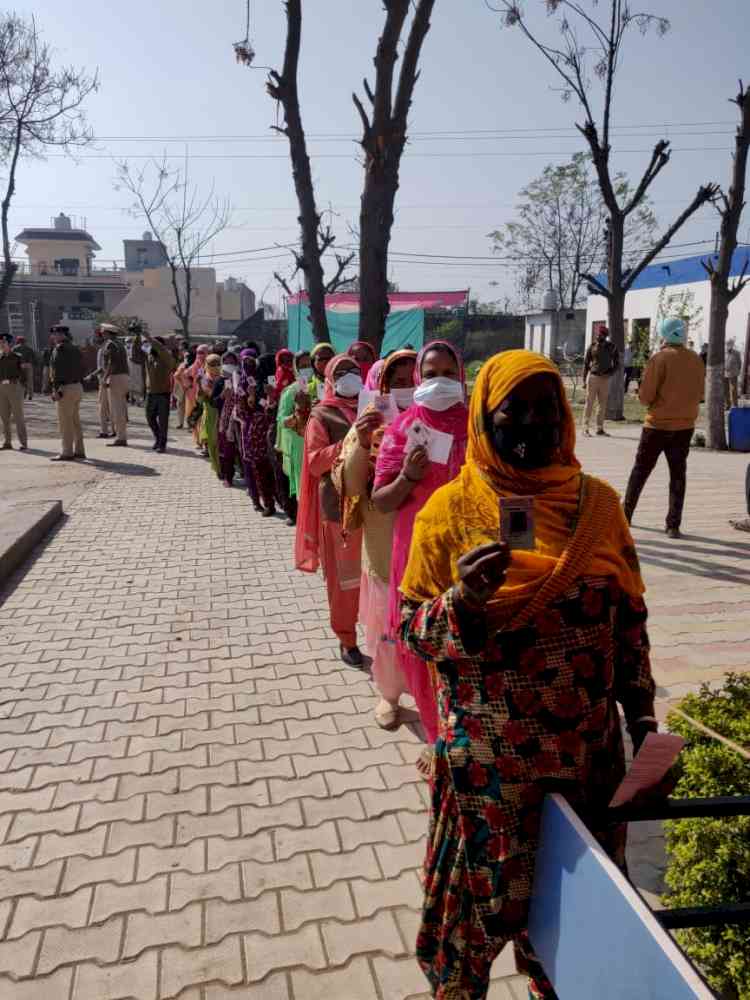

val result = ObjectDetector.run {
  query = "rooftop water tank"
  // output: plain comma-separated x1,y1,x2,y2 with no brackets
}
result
54,213,72,231
542,288,560,311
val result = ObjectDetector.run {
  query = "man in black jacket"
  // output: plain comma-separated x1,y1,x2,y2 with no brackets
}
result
49,326,85,461
13,336,36,400
0,335,28,449
582,325,620,436
142,331,176,452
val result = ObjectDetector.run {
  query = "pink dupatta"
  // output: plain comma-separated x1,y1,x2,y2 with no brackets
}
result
372,340,468,740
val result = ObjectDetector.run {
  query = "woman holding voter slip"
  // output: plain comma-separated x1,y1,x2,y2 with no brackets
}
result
398,350,658,1000
296,354,365,666
332,350,418,730
372,341,469,744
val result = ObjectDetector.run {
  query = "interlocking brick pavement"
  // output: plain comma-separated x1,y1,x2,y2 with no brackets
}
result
0,411,747,998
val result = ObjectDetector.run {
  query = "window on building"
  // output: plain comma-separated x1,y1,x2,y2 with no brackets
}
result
78,291,94,304
7,302,23,336
54,258,80,276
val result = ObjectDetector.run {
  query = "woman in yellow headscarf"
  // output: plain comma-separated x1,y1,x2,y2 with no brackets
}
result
399,350,658,1000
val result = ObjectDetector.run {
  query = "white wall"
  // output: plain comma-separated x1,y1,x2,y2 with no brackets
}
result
115,266,219,336
585,279,749,350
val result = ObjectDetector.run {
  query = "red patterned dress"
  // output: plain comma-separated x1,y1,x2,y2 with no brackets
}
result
401,575,655,999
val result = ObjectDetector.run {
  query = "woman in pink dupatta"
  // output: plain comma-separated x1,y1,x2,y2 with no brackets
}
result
372,341,468,743
295,354,364,666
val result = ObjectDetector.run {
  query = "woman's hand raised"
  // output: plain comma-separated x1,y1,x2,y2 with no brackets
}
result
457,542,511,605
403,445,429,483
355,410,383,450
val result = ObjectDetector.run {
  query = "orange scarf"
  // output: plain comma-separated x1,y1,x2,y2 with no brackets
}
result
400,350,643,626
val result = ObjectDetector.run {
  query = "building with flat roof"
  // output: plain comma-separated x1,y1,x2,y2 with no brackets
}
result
2,213,129,348
123,231,168,272
1,212,256,347
584,248,750,353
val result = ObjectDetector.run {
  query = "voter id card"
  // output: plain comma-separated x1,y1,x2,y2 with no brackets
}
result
499,497,535,550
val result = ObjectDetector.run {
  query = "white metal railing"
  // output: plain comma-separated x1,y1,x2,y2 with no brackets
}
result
1,262,126,280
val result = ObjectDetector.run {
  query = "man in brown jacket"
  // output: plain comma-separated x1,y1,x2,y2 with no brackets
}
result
623,318,705,538
142,329,176,452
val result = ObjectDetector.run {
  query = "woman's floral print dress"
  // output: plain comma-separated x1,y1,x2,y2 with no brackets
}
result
401,576,655,1000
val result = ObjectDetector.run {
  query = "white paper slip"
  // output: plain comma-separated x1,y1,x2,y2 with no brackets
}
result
609,732,684,809
358,389,376,415
357,390,398,423
406,419,454,464
316,381,325,401
267,375,277,388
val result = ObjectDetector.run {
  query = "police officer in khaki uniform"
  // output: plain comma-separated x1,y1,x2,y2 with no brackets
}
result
0,334,28,450
100,323,130,446
89,326,113,438
49,325,85,461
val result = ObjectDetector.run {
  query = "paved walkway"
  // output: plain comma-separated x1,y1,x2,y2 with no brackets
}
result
0,409,748,999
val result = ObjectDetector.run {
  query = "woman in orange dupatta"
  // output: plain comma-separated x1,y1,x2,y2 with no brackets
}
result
399,350,658,1000
295,354,364,665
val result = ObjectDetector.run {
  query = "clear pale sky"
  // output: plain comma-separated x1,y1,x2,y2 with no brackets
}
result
10,0,750,312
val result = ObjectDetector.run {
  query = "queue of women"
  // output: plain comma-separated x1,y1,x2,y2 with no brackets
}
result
183,337,659,1000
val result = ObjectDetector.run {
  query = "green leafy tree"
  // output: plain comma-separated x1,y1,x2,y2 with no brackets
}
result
655,287,705,345
665,675,750,999
489,153,658,311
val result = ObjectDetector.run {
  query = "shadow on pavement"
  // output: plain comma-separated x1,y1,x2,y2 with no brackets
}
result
636,537,750,585
17,447,59,458
79,458,160,477
634,524,750,554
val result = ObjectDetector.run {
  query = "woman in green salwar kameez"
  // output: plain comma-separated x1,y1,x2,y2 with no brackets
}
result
198,354,222,475
276,350,312,505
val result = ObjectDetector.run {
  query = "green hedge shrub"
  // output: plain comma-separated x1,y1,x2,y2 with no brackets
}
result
664,674,750,1000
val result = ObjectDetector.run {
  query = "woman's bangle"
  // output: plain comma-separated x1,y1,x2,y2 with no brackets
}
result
401,471,419,484
634,715,658,726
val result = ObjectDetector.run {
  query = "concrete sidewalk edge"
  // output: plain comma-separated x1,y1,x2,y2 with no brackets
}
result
0,499,63,585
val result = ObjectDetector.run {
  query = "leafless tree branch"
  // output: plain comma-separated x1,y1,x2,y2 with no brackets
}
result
115,156,230,338
0,13,97,310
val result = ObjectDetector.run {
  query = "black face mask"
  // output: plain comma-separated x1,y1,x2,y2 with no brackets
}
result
490,422,561,469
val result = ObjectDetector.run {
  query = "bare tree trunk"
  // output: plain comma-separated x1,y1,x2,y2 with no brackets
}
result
0,125,23,312
606,212,626,419
354,0,435,355
358,146,403,350
267,0,330,344
704,82,750,450
705,291,730,449
605,287,626,416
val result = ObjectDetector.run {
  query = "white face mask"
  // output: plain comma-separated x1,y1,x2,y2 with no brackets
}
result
335,372,363,398
222,364,237,376
413,376,464,411
390,387,415,411
297,367,313,382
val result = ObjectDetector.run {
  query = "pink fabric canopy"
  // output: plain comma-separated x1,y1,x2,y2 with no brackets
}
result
287,290,469,312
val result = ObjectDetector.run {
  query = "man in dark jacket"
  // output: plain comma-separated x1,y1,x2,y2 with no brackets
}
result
582,325,620,436
49,326,85,461
13,336,36,400
0,334,28,449
143,332,176,452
